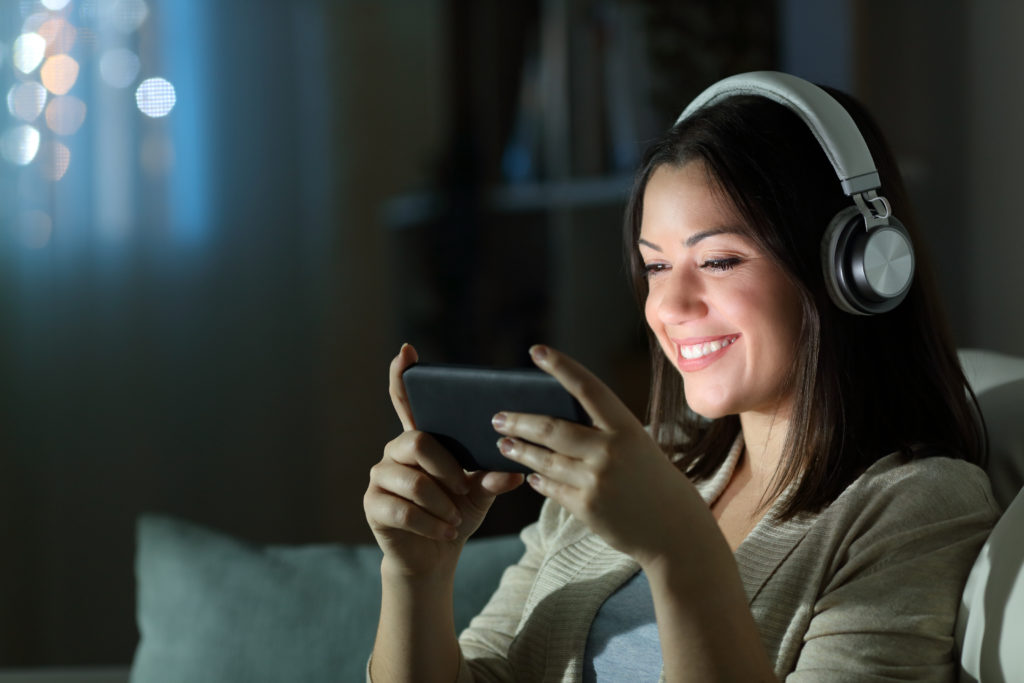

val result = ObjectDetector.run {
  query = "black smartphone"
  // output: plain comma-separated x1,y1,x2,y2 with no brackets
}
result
402,363,591,473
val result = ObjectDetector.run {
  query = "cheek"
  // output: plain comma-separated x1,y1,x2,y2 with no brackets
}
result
644,295,658,330
644,295,672,353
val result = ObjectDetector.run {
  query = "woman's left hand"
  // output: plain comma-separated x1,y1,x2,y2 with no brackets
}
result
492,345,709,568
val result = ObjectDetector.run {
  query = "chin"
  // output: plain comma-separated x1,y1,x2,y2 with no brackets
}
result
688,405,732,420
682,392,734,420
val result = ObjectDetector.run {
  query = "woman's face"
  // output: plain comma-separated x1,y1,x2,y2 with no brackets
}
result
639,162,804,420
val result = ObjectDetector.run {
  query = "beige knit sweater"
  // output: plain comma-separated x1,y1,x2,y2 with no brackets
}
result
454,440,998,682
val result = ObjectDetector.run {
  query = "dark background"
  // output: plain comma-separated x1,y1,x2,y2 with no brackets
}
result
0,0,1021,667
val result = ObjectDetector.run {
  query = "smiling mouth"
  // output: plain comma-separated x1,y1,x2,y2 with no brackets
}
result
678,336,739,360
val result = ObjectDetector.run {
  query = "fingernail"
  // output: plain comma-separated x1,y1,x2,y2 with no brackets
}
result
445,526,458,540
497,437,517,457
530,345,549,363
492,412,507,430
449,510,462,526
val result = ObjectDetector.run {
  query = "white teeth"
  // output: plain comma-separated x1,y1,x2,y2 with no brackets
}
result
679,336,736,360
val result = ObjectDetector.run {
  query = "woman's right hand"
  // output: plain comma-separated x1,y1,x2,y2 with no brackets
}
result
364,344,524,578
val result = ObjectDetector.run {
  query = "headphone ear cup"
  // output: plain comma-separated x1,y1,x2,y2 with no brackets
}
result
821,206,915,315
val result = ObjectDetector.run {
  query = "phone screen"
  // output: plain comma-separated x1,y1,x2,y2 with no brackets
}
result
403,363,590,473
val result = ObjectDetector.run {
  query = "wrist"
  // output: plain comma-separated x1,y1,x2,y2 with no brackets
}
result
380,554,459,589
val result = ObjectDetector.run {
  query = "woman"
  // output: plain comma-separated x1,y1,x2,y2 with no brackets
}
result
363,72,999,681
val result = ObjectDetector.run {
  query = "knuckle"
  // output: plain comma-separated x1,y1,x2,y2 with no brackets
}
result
540,450,557,472
591,447,612,474
406,470,431,498
392,502,414,528
408,430,431,452
382,435,406,461
388,352,403,375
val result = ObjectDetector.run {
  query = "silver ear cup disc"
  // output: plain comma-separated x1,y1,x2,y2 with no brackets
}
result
860,227,914,298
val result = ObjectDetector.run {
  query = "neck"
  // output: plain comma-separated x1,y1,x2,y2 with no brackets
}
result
738,407,791,485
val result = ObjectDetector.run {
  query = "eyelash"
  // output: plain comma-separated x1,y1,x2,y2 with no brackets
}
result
700,257,742,272
643,263,668,278
642,257,742,278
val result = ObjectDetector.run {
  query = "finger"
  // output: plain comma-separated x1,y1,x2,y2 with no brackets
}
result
492,410,603,457
369,460,463,528
385,431,471,496
529,345,639,431
388,343,420,431
464,470,524,510
478,471,526,496
525,472,566,500
497,437,591,489
365,488,458,541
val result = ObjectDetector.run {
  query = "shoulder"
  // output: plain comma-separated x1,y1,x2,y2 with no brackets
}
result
782,456,1001,677
838,452,999,522
808,451,1001,574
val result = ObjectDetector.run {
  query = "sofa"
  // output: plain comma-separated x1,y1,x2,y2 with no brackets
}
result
7,350,1020,682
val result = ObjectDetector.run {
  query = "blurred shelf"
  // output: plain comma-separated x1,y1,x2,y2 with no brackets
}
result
382,173,634,230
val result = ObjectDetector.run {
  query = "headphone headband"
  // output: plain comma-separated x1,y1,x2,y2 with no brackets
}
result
674,71,915,316
677,71,880,196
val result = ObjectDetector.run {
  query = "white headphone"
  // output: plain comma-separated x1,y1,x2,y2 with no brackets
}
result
677,71,915,315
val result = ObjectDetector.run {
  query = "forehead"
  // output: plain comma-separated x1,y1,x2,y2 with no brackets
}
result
640,162,747,240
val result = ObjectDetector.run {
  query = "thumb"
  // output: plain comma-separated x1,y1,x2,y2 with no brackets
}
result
465,471,525,511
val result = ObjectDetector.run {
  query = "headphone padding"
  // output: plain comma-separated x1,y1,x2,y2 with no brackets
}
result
821,207,868,315
822,207,914,315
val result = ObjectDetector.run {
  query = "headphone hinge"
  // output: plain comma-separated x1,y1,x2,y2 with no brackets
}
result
853,190,891,230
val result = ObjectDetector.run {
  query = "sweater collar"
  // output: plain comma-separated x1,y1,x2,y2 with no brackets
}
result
694,434,818,603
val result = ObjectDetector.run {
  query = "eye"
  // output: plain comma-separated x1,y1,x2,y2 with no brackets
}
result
643,262,669,278
699,257,742,272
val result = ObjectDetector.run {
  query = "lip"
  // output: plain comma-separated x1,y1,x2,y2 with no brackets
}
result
671,334,739,372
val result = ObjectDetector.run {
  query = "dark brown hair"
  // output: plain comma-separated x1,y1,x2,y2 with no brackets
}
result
625,88,984,519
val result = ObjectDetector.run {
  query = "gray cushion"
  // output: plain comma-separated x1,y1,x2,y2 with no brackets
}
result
130,515,524,683
975,378,1024,510
956,488,1024,681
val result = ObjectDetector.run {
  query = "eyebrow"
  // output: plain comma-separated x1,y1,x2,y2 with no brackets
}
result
637,228,739,252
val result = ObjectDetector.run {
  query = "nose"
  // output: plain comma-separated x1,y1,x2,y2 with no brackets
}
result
647,268,707,325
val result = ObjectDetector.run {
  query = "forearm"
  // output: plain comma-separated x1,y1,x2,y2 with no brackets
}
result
369,559,462,683
644,534,776,682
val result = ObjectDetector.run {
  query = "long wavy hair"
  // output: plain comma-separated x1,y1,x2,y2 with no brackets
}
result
624,88,984,519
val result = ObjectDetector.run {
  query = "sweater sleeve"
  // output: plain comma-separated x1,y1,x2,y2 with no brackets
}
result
453,498,566,683
787,458,999,682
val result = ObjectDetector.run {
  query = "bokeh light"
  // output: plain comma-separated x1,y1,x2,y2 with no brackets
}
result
13,32,46,73
45,95,87,136
99,47,140,88
41,54,80,95
38,17,77,56
17,209,53,248
41,0,73,10
90,0,149,34
1,125,41,165
8,81,48,122
135,77,176,117
21,12,48,34
38,140,71,181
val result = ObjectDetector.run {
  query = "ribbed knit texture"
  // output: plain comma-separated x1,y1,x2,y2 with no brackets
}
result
449,437,999,682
